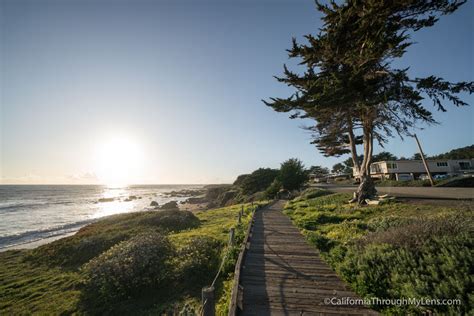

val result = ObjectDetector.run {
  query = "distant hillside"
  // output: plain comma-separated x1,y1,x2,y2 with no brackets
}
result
430,145,474,160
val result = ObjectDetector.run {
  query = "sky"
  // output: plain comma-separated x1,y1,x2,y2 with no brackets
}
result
0,0,473,185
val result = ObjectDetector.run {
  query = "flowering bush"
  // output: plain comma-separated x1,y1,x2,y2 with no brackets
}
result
82,232,175,308
140,209,200,232
177,236,222,286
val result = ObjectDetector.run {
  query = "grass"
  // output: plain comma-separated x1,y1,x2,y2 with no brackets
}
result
284,189,473,315
0,202,266,315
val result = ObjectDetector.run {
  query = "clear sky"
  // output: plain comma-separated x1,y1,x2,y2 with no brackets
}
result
1,0,473,184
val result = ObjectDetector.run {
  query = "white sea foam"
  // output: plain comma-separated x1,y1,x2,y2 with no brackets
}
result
0,184,203,250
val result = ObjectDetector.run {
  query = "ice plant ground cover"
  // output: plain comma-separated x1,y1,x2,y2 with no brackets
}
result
284,189,473,315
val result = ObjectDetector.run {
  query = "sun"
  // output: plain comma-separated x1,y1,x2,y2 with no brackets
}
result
94,136,143,187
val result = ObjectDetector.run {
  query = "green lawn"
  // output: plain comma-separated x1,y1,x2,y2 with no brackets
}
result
0,202,265,315
284,189,473,315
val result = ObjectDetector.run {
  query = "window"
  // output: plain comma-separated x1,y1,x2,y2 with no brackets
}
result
459,162,471,169
371,164,381,173
436,162,448,167
387,163,398,169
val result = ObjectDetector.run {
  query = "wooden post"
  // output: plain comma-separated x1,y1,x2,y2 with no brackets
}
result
202,286,215,316
229,228,235,246
413,134,435,186
238,212,241,224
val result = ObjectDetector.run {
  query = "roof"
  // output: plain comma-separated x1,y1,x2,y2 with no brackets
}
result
372,158,474,164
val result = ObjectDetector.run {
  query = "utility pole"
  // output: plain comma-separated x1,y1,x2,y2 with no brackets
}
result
413,134,435,186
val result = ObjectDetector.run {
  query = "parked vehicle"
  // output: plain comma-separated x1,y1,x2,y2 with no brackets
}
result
434,174,449,180
397,174,414,181
419,174,429,180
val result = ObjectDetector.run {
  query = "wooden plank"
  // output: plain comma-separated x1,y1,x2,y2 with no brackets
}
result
235,200,377,316
228,201,278,316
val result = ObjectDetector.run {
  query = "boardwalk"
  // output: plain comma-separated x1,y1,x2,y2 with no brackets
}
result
239,201,377,315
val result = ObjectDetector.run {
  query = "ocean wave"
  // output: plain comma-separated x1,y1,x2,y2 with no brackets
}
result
0,202,49,212
0,219,96,250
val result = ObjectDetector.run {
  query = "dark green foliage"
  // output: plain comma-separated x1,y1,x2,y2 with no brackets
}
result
307,165,329,177
264,179,282,199
233,174,250,186
278,158,308,191
430,144,474,159
177,236,222,287
331,163,345,174
238,168,279,195
372,151,397,162
81,232,175,309
139,210,200,231
264,0,473,203
333,157,362,176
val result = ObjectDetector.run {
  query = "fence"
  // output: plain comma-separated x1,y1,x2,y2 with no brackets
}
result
201,203,261,316
160,203,262,316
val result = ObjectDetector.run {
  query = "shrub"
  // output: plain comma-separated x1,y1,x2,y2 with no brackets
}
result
285,191,474,314
360,214,472,250
238,168,280,195
140,210,200,232
82,232,175,308
278,158,308,191
177,236,222,287
338,234,473,314
265,179,282,199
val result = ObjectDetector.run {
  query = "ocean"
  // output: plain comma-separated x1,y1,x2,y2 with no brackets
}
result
0,184,203,251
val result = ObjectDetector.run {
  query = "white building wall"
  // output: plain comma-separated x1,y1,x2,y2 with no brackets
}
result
354,159,474,178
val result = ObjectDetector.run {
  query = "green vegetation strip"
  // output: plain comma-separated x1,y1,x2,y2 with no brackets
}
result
228,203,265,315
284,189,473,315
0,202,267,315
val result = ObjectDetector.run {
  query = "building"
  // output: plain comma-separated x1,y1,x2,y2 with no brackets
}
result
309,173,351,183
353,159,474,181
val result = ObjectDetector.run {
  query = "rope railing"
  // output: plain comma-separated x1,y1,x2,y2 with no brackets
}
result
199,203,258,316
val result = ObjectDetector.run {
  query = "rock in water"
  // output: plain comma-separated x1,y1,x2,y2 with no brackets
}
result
160,201,179,211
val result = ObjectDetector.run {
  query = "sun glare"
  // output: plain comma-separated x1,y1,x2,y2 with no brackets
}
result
94,136,143,187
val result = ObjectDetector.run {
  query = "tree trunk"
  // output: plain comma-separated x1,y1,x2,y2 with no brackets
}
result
356,173,377,204
347,118,360,171
352,122,377,205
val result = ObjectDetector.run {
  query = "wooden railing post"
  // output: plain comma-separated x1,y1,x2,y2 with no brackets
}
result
202,286,215,316
229,228,235,246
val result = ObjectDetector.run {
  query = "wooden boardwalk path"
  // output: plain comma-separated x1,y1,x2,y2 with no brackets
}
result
239,201,377,315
